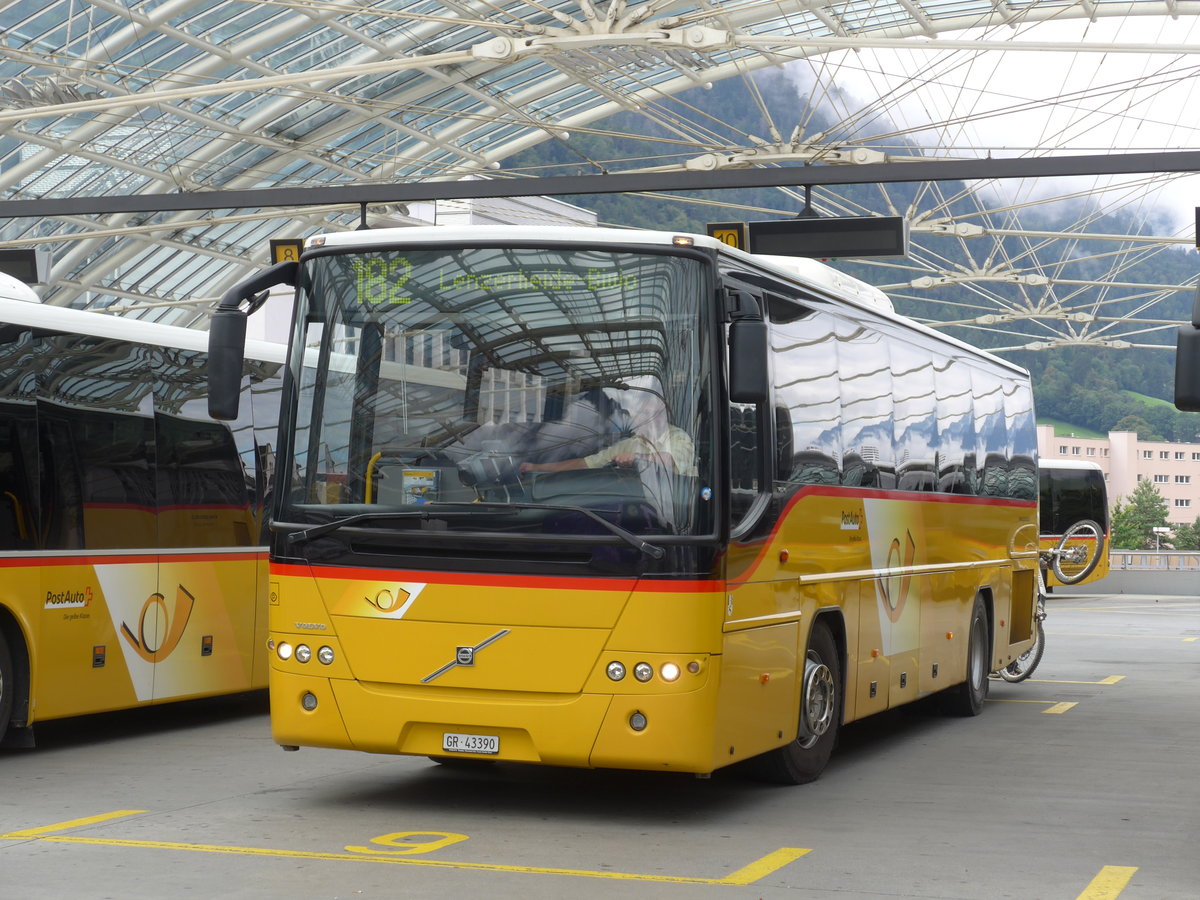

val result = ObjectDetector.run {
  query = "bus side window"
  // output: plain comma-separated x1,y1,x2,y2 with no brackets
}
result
837,321,895,489
38,410,85,550
972,367,1009,498
892,343,938,492
935,355,976,496
729,403,759,521
772,307,841,488
0,413,36,550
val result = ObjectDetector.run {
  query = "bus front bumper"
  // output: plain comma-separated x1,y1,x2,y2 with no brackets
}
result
269,667,723,774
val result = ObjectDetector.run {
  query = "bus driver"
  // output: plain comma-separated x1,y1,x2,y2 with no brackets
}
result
519,392,696,477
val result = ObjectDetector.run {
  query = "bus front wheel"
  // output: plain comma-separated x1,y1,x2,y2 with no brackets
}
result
749,620,841,785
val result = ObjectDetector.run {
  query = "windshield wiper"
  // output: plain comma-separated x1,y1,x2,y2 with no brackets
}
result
275,502,665,560
275,509,489,547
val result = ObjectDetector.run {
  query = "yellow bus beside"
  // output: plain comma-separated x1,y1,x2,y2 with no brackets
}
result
0,272,284,748
208,227,1041,783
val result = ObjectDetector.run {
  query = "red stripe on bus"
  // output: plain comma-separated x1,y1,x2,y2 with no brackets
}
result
0,551,266,568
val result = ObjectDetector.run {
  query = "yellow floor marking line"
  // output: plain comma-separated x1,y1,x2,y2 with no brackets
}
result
1,810,146,839
3,813,810,885
988,698,1078,713
1057,606,1200,615
1053,632,1195,641
1043,702,1078,714
721,847,812,885
1022,675,1124,685
1074,865,1138,900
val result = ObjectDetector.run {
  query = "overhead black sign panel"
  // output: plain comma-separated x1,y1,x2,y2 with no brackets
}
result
0,248,47,284
748,216,908,259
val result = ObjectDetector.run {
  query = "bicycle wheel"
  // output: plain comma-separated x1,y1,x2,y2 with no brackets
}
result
1052,519,1105,585
997,618,1044,683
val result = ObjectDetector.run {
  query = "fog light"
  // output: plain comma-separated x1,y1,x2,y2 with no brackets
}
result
317,646,335,665
606,661,626,681
629,711,647,731
295,644,312,663
301,692,318,711
633,662,653,682
277,642,293,660
661,662,680,682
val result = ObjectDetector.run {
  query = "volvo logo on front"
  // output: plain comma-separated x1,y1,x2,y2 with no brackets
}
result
422,629,511,683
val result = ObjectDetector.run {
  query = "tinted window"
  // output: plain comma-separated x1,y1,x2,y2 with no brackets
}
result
37,334,157,549
1005,379,1038,501
773,308,840,485
972,367,1009,498
892,343,938,492
935,355,976,495
155,348,254,548
837,322,895,488
1040,468,1108,534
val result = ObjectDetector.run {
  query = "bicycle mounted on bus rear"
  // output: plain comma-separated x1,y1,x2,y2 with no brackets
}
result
995,518,1105,683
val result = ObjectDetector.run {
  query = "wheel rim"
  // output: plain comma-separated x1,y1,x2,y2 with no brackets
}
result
799,650,835,747
968,614,986,690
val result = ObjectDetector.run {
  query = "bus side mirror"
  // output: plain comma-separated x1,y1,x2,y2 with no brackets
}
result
207,260,298,420
1176,325,1200,412
208,308,248,420
729,319,769,404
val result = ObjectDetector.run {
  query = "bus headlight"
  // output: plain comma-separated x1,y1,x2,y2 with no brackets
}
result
295,644,312,664
276,642,293,661
633,662,653,683
660,662,681,683
606,661,626,681
317,646,335,665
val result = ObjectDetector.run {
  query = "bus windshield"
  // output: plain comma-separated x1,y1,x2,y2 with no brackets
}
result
281,245,714,544
1038,462,1108,536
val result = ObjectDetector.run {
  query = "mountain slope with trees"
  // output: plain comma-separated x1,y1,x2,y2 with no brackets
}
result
506,71,1200,439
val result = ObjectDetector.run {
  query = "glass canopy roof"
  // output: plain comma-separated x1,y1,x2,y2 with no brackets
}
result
1,0,1196,339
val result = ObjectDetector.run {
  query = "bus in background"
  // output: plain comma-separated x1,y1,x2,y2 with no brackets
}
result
1038,459,1109,587
0,271,284,748
208,226,1041,784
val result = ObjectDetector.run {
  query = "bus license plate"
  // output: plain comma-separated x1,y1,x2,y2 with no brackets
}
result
442,732,499,755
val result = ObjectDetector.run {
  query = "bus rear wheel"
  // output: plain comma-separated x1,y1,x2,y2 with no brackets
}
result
943,596,989,717
749,620,841,785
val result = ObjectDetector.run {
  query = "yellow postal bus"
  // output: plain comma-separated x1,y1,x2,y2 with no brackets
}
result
0,272,284,748
208,227,1041,783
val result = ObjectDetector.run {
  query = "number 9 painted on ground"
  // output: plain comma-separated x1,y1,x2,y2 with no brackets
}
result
345,831,468,855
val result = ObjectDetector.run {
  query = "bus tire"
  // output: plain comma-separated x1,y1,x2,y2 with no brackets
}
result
0,630,13,747
748,620,840,785
943,595,989,717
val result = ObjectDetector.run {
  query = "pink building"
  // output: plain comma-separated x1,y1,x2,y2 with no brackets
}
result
1036,426,1200,525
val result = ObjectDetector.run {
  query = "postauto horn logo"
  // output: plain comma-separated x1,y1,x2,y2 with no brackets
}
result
119,584,196,663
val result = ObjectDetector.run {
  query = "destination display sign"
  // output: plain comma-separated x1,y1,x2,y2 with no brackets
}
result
347,255,641,311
